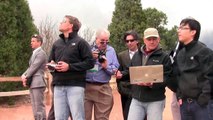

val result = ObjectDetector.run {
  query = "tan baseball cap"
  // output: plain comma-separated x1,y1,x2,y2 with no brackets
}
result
144,28,159,39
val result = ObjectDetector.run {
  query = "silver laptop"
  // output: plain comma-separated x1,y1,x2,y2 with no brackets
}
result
129,65,163,84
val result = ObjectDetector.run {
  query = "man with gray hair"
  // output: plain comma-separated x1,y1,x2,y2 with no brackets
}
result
84,29,119,120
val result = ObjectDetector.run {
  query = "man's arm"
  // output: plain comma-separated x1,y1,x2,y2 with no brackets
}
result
26,52,47,78
102,48,120,75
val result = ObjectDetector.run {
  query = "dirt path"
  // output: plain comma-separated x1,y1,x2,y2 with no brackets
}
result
0,88,173,120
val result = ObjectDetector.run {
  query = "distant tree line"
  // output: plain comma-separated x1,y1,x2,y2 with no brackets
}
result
108,0,177,53
0,0,37,76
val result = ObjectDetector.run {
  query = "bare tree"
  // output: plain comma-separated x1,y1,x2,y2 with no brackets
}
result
38,16,59,56
79,27,95,45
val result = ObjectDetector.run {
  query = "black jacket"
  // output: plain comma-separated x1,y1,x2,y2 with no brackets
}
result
130,45,172,102
176,41,213,106
49,32,94,87
116,50,132,96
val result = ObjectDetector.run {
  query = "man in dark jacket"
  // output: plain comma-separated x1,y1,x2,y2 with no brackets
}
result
48,15,94,120
127,28,172,120
115,30,140,120
175,17,213,120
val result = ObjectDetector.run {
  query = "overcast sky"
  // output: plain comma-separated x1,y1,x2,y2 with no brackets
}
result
27,0,213,45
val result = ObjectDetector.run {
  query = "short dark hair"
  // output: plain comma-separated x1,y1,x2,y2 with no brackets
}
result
123,30,140,42
180,17,201,41
32,34,43,44
65,15,81,32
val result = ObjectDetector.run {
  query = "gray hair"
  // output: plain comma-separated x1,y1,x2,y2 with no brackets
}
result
95,29,110,38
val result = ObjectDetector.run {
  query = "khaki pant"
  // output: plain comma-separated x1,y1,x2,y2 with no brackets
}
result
84,83,113,120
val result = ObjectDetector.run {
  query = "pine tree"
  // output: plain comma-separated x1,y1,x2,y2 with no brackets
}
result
108,0,146,52
0,0,37,76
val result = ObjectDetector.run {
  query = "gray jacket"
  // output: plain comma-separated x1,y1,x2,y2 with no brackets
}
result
23,47,47,88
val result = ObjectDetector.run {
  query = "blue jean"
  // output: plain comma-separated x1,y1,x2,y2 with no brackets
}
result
180,99,210,120
54,86,85,120
127,98,165,120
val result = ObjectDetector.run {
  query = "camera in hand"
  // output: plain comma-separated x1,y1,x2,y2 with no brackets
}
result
98,50,106,63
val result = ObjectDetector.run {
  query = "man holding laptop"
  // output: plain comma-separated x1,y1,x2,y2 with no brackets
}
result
127,28,172,120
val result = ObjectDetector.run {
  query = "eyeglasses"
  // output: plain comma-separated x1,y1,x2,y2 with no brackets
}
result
100,42,109,45
177,26,190,30
100,39,109,45
125,39,135,43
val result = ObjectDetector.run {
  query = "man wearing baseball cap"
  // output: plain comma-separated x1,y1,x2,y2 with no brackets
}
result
127,28,172,120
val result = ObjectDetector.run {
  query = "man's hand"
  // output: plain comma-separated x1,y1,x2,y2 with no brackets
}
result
55,61,69,72
92,51,99,59
137,82,153,87
115,70,123,79
21,75,27,87
178,99,182,105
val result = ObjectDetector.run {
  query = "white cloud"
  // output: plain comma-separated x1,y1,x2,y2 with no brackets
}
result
142,0,213,31
28,0,115,29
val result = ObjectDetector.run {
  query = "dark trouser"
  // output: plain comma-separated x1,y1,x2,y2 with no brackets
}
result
121,95,131,120
180,99,210,120
47,83,55,120
208,100,213,120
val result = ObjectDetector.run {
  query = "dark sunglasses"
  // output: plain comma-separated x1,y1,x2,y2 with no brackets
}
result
125,39,135,43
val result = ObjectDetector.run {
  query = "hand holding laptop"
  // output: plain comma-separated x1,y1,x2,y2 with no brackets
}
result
137,82,153,87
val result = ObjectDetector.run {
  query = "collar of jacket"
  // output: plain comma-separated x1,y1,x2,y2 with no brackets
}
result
59,31,78,40
139,45,162,55
184,40,198,51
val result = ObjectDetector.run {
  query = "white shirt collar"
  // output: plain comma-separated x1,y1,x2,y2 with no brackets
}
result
129,49,138,59
33,47,41,55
